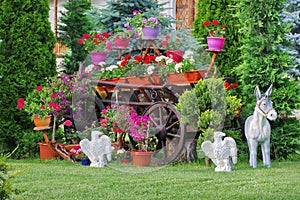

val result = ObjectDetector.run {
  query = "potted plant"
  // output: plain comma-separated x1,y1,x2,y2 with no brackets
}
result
127,10,163,39
17,85,56,128
77,32,113,65
68,145,90,165
113,27,134,48
203,20,227,50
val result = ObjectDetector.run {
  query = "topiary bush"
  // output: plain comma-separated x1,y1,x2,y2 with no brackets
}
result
0,0,57,155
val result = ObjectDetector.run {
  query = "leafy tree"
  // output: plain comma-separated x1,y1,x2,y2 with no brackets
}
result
0,0,57,154
193,0,242,80
58,0,93,74
236,0,300,159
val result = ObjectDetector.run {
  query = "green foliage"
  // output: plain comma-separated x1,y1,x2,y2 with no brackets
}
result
0,0,57,154
87,0,168,33
193,0,242,79
58,0,93,74
177,78,242,145
270,118,300,160
0,147,21,199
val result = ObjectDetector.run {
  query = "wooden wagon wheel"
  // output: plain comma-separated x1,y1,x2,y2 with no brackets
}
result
143,101,185,166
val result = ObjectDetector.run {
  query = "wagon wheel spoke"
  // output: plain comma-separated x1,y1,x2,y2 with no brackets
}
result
143,102,185,166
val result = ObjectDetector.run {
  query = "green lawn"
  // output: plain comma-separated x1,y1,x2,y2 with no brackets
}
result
8,159,300,200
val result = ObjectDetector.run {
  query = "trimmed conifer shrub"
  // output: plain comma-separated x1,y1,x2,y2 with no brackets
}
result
0,0,56,154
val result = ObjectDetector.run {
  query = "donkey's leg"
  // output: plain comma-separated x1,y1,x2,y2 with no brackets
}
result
261,139,271,168
248,138,258,168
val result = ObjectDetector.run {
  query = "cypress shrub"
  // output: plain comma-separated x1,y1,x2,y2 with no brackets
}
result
0,0,56,154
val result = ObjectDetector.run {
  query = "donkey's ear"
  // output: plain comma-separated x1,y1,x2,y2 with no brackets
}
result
266,84,273,97
254,86,261,99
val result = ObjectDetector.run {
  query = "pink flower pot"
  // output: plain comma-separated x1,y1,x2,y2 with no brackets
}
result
206,37,226,50
90,52,107,65
114,36,130,48
166,50,184,63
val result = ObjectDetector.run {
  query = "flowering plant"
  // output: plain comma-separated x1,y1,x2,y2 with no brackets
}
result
78,32,113,52
127,10,162,28
113,27,135,40
160,32,183,50
17,85,56,118
69,145,87,159
47,73,75,121
203,20,226,37
100,104,156,152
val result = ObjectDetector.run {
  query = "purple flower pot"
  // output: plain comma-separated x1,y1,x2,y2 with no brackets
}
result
142,26,160,39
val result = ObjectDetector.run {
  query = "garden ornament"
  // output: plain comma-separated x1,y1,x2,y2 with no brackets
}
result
201,131,237,172
80,131,112,167
245,84,277,168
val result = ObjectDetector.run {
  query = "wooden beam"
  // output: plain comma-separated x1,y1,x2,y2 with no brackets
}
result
54,0,58,37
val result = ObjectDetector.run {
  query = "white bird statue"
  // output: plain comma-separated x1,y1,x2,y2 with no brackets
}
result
201,131,237,172
80,131,112,167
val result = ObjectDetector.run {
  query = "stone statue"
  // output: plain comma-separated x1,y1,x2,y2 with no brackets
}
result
201,131,237,172
80,131,112,167
245,84,277,168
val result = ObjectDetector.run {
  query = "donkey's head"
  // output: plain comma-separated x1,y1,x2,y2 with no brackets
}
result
254,84,277,120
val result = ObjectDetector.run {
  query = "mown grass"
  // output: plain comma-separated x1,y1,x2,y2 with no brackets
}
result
8,159,300,200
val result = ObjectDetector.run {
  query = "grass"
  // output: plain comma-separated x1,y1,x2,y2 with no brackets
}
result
7,159,300,200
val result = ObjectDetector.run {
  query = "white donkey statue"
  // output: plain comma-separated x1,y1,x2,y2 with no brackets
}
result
245,84,277,168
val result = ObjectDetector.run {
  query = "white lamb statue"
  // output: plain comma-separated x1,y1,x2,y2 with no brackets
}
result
80,131,112,167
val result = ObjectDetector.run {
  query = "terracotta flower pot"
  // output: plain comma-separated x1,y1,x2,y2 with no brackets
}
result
131,151,153,167
33,116,51,128
38,142,58,160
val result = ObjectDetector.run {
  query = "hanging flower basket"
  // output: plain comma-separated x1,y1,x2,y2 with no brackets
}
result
206,37,226,50
142,26,160,39
90,52,108,65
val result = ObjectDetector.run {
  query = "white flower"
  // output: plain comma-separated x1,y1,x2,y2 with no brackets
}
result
165,57,174,65
106,65,118,71
85,64,95,73
183,50,194,61
175,63,183,73
117,149,125,154
97,61,106,66
147,65,155,75
155,55,168,62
